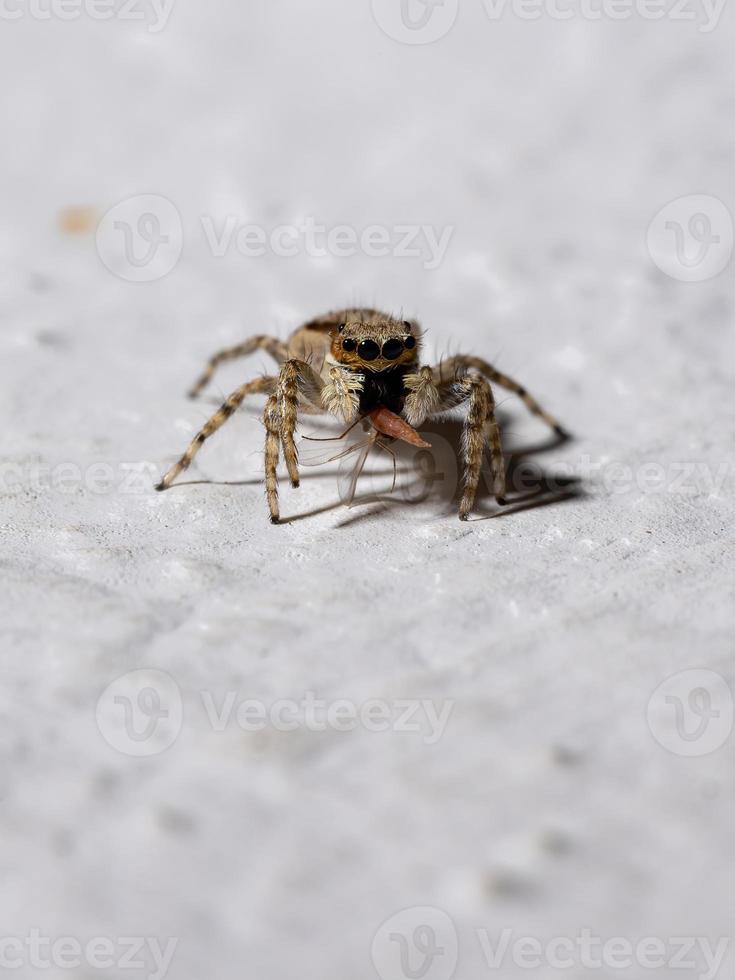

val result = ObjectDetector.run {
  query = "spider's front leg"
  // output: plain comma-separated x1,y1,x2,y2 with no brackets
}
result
405,366,505,520
433,355,568,437
265,358,329,523
188,334,288,399
456,374,506,520
156,375,276,491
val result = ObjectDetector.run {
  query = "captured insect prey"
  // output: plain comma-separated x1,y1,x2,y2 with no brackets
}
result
155,308,569,522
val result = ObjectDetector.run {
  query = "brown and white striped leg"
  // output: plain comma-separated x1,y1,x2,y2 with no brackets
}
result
188,335,288,398
265,359,326,521
457,376,505,519
279,360,301,489
426,373,506,520
433,355,567,437
155,376,276,490
277,358,326,488
264,394,281,523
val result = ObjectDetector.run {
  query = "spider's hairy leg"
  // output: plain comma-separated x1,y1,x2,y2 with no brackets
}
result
403,366,440,427
264,394,281,523
458,376,504,520
155,376,276,491
277,358,326,491
434,355,568,437
188,335,288,398
278,359,302,488
428,373,506,520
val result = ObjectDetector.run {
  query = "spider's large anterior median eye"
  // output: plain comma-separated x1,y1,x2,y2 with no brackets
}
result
382,338,404,360
342,338,356,352
358,339,380,361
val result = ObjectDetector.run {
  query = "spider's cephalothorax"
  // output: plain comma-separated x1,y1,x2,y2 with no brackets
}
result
156,307,568,522
330,313,420,415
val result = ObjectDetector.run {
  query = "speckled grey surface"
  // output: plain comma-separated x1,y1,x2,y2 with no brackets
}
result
1,3,734,979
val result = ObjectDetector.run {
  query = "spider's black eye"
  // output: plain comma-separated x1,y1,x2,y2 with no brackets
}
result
338,323,346,332
342,338,356,352
404,335,416,350
358,339,380,361
403,320,412,330
382,338,404,360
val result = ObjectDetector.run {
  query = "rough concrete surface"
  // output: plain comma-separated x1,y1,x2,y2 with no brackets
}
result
1,3,734,979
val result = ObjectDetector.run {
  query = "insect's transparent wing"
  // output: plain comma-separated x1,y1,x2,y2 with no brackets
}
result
340,436,376,507
298,433,373,468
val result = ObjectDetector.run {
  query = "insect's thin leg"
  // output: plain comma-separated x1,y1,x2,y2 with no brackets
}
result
344,431,378,507
188,335,288,398
376,438,398,494
434,355,567,437
302,416,363,443
264,394,281,523
155,376,276,491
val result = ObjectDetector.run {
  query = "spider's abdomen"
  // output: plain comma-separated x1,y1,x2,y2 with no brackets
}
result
357,367,410,415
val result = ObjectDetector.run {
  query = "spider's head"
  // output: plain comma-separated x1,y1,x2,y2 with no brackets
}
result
330,314,421,372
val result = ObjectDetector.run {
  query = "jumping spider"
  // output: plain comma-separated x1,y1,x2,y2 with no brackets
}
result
155,308,568,521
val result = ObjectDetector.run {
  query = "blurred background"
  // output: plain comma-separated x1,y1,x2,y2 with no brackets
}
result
1,2,734,979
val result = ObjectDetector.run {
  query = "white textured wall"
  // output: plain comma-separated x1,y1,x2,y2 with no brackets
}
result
1,2,734,978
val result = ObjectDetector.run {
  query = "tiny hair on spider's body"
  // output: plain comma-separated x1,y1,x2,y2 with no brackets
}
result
155,307,568,522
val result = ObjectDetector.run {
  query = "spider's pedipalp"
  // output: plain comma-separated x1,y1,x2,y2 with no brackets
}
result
403,366,439,426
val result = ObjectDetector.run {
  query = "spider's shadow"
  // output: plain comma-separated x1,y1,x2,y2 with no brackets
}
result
163,406,584,525
285,411,582,524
